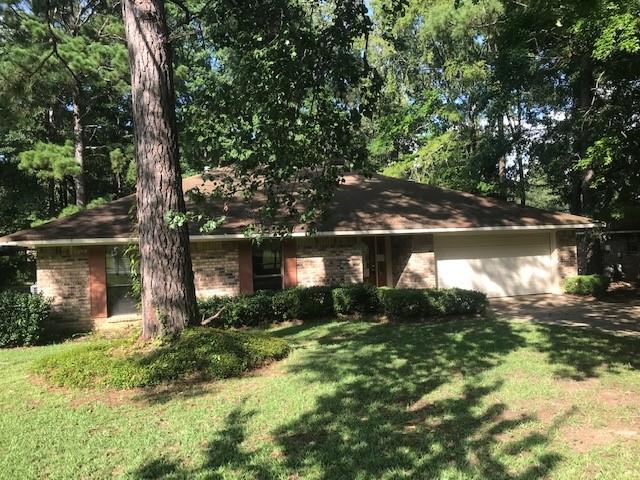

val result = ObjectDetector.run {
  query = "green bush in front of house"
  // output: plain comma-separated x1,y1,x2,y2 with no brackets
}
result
563,274,610,297
378,287,487,320
199,292,275,327
200,286,335,327
331,283,380,315
271,286,334,321
198,284,486,327
0,291,51,348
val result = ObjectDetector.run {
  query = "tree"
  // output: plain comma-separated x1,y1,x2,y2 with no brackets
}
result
175,0,378,235
495,0,640,218
121,0,198,339
368,0,509,198
0,0,129,206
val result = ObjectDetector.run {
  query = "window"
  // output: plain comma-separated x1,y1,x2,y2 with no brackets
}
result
106,247,136,316
252,241,282,291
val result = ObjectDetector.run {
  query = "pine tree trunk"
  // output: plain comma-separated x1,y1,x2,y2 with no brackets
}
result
122,0,198,339
570,55,595,215
497,117,507,200
71,86,86,206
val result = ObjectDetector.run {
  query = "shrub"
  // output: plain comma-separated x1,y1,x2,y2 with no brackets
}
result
563,274,610,297
229,291,276,326
0,291,51,348
198,284,487,326
377,288,428,320
378,287,487,320
296,286,335,318
33,327,291,389
201,286,336,326
270,288,301,321
198,296,233,324
425,288,488,316
332,283,380,315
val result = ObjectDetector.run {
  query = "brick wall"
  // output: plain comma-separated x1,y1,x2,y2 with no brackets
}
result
37,247,91,329
391,235,436,288
296,237,364,287
557,230,578,280
191,241,240,297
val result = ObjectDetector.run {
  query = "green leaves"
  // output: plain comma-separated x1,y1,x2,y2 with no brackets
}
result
176,0,379,236
18,141,79,180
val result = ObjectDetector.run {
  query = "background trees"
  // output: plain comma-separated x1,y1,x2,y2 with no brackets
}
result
368,0,640,220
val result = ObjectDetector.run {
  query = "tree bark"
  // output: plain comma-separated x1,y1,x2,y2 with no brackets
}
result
497,117,507,200
71,86,86,206
122,0,198,339
570,55,595,215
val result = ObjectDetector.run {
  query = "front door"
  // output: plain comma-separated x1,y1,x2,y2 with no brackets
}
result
363,236,388,287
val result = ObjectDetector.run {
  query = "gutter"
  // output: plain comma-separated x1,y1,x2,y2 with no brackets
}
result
0,222,598,248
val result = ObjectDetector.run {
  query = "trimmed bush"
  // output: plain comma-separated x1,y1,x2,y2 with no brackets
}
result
198,284,487,327
426,288,488,316
563,274,610,297
200,286,336,327
270,288,300,321
296,286,335,318
230,291,276,326
0,291,51,348
271,286,334,321
33,327,290,389
377,288,429,319
378,287,487,320
332,283,380,315
199,292,275,327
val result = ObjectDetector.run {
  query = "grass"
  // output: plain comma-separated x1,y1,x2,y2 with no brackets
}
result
0,318,639,479
32,328,291,389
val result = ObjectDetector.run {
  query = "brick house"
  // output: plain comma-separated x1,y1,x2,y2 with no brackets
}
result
0,173,594,330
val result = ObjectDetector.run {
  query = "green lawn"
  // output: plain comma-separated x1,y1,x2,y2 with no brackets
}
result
1,318,639,479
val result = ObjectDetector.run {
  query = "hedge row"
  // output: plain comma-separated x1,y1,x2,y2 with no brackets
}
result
0,291,51,348
198,284,487,327
563,274,610,297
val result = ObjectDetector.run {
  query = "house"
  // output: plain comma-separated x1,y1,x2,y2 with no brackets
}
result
0,173,595,330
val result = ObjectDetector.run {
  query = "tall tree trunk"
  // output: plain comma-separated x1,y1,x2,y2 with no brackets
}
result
122,0,198,339
71,86,86,206
515,101,526,207
46,106,57,215
515,145,525,206
571,55,595,215
497,117,507,200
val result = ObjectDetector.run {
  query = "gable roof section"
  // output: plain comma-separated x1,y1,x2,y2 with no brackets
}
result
0,173,595,246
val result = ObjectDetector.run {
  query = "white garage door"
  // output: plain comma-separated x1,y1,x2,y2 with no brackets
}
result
434,232,557,297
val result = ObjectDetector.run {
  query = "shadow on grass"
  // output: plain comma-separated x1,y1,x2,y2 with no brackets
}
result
532,322,640,380
133,319,568,478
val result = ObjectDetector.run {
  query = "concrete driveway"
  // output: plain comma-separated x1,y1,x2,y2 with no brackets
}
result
490,293,640,337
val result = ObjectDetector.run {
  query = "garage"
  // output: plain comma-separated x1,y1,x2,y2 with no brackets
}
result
434,231,559,297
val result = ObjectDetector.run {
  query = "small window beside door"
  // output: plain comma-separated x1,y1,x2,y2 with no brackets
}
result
106,247,137,316
252,241,283,291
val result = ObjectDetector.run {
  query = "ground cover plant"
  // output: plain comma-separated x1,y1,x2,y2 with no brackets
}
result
1,316,639,479
32,328,290,389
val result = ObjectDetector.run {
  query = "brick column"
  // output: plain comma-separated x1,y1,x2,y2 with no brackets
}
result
238,241,253,294
87,246,108,319
283,239,297,289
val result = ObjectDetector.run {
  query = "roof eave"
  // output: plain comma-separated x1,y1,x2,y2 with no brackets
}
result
0,222,598,248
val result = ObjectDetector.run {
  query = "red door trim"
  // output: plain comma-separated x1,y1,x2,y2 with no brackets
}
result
88,246,108,319
238,241,254,294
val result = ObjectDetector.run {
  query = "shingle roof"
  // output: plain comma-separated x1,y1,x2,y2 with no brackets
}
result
0,173,595,245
